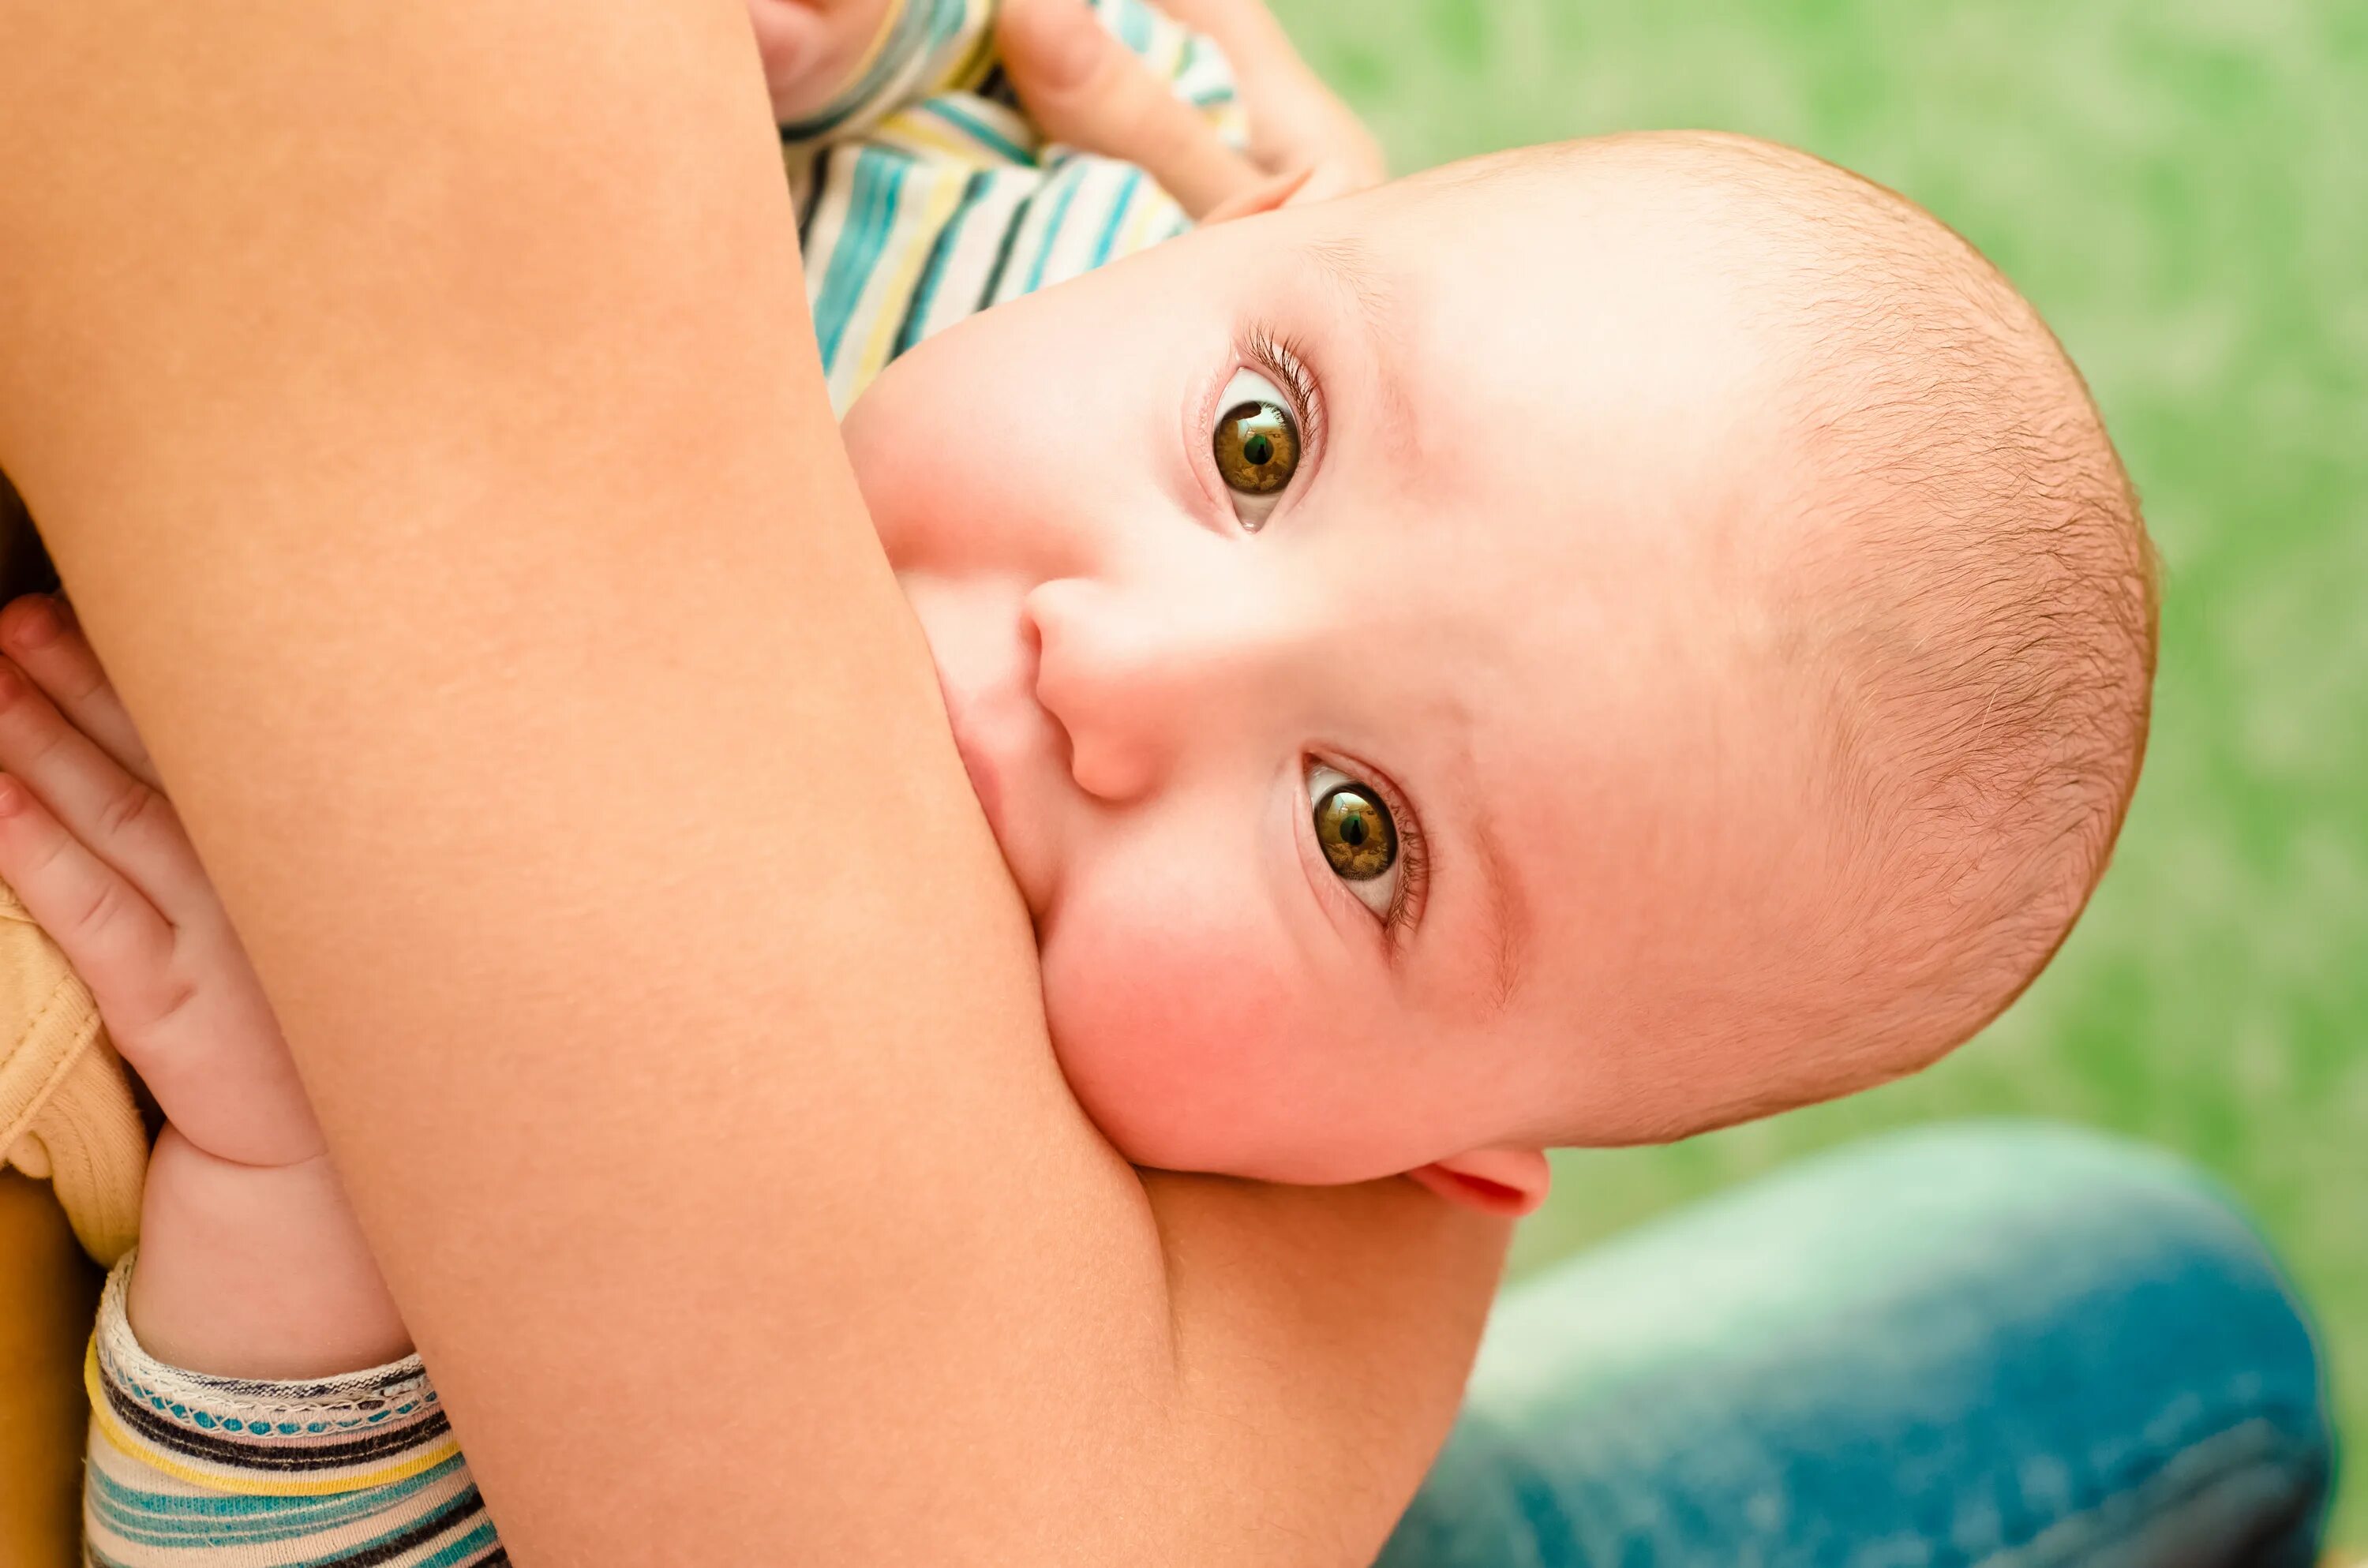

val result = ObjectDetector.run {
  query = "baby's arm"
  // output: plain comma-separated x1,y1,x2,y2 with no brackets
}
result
0,596,403,1375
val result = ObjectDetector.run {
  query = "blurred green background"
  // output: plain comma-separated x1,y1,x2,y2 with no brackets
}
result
1268,0,2367,1540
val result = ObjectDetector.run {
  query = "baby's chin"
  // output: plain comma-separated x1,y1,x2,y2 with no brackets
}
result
1038,981,1447,1187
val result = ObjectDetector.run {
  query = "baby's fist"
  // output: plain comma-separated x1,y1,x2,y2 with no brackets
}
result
0,596,320,1169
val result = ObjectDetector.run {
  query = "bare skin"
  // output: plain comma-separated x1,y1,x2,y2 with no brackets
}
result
0,0,2145,1550
0,1,1504,1562
996,0,1384,215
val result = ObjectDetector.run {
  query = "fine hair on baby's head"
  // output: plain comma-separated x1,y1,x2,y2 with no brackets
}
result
1544,134,2156,1130
851,130,2156,1211
1478,133,2158,1128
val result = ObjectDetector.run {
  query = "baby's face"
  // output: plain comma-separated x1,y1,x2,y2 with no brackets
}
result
845,166,1834,1188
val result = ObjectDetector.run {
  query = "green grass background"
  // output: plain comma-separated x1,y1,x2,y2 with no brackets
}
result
1268,0,2368,1540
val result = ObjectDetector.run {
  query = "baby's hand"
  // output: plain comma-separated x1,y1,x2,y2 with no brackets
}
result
998,0,1382,220
748,0,900,123
0,597,313,1169
0,594,405,1377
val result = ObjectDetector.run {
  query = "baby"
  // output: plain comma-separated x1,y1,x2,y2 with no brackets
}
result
855,130,2157,1208
0,0,2155,1553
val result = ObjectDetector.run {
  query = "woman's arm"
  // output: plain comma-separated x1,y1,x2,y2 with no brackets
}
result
0,2,1504,1561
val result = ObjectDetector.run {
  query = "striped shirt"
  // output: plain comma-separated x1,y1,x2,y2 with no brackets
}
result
791,0,1242,411
81,6,1234,1562
84,1259,487,1567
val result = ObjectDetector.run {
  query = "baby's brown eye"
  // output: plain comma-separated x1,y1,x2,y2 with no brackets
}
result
1314,783,1396,881
1214,400,1299,497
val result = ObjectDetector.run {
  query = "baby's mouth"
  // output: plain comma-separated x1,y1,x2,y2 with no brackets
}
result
905,572,1052,913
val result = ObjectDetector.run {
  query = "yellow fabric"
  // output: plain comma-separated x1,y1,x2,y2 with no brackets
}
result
0,1169,103,1568
0,876,146,1267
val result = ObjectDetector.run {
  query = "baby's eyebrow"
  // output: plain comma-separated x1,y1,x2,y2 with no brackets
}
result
1302,236,1393,335
1295,238,1416,461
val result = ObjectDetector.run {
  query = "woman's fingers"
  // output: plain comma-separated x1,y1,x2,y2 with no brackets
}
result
0,654,210,919
0,595,163,790
0,769,181,1026
997,0,1264,221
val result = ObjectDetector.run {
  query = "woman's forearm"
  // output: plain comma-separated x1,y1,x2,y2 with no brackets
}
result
0,2,1501,1559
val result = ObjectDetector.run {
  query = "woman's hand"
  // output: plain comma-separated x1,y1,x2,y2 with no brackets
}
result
0,594,404,1378
997,0,1383,219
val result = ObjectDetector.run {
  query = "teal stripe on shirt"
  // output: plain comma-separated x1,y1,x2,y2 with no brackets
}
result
85,1459,460,1540
94,1483,483,1564
1088,168,1145,269
1020,165,1087,296
812,146,910,368
919,98,1034,165
1115,0,1155,53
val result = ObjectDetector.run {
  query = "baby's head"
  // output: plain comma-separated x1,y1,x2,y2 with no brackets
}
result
845,132,2156,1213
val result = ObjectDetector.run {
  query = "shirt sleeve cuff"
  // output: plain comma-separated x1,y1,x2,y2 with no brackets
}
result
85,1252,458,1495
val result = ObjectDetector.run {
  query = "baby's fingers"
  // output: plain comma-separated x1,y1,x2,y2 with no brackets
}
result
0,657,210,919
0,595,161,789
999,0,1262,220
0,773,182,1027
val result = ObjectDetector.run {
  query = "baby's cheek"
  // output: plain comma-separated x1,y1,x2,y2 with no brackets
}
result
842,372,955,568
845,306,1100,576
1037,900,1303,1174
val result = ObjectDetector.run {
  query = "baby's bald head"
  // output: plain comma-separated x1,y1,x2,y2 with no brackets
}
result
1759,147,2153,1096
1474,134,2156,1127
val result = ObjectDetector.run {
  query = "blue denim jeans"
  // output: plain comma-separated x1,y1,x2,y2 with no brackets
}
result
1384,1123,2334,1568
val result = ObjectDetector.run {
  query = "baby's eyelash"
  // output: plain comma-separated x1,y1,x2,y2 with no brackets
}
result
1318,757,1432,948
1381,783,1431,943
1245,324,1325,457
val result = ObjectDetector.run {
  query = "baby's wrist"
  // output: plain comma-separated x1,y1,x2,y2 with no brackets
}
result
129,1127,410,1380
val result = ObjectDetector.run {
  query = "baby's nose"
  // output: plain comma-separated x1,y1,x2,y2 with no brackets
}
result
1022,575,1275,803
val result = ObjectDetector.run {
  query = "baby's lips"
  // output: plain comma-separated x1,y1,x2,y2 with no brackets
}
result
935,660,1030,861
948,701,1006,845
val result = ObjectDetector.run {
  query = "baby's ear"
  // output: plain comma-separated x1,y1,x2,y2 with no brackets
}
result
1407,1149,1551,1218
